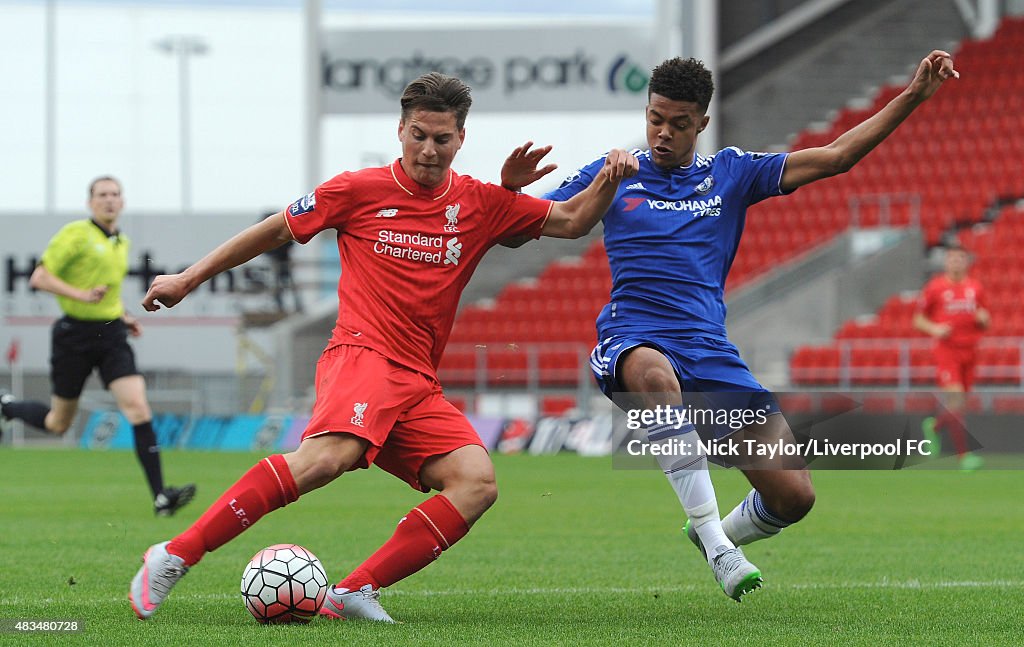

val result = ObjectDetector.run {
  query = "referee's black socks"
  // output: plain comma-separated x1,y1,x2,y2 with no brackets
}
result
2,399,50,430
132,421,165,498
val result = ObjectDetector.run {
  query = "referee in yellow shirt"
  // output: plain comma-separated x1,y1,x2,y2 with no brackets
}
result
1,177,195,516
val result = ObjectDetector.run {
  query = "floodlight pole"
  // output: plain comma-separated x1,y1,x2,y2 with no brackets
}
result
304,0,322,191
44,0,56,215
155,35,208,215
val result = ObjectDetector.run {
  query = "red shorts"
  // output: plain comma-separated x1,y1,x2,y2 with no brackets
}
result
302,344,482,491
934,344,977,391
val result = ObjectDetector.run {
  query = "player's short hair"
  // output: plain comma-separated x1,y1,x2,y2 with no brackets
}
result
89,175,122,198
945,243,971,259
649,58,714,112
400,72,473,130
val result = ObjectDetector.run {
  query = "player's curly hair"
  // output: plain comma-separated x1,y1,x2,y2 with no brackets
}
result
400,72,473,130
648,58,714,111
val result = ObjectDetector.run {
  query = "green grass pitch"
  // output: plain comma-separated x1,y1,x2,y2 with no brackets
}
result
0,448,1021,646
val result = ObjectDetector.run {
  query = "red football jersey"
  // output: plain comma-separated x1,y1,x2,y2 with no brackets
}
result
916,274,986,347
284,160,552,377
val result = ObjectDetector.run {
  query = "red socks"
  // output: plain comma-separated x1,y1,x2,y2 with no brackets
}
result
164,460,469,592
339,494,469,591
168,455,299,566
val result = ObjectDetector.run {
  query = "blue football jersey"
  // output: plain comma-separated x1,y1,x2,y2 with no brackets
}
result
544,148,790,340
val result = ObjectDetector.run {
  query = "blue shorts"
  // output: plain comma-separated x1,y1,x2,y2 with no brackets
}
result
590,334,779,439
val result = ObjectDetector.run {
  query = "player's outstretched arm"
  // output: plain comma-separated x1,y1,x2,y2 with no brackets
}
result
541,149,638,239
781,50,958,192
142,212,294,311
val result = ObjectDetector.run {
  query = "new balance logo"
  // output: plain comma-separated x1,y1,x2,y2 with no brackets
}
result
625,182,646,191
444,237,462,265
376,208,398,218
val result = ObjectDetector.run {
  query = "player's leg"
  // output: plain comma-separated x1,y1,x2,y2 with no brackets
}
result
936,387,968,453
325,392,486,621
720,414,815,545
615,344,760,600
176,433,365,564
619,346,736,560
130,345,389,619
928,346,980,468
336,444,490,590
924,345,960,456
936,355,982,469
956,353,983,470
130,432,366,619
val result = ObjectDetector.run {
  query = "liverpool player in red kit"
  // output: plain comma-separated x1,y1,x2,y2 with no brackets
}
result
913,244,989,471
129,72,637,621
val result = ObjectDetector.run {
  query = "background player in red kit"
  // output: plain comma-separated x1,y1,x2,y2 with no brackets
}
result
129,72,637,621
914,244,989,470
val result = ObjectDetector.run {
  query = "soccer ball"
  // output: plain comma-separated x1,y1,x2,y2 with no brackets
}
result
240,544,329,624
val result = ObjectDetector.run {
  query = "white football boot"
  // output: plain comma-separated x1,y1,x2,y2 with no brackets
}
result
129,541,189,619
685,520,763,601
319,584,395,623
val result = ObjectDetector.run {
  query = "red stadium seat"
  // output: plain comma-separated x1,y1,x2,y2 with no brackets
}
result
487,350,529,387
993,394,1024,414
538,349,584,386
777,393,814,414
540,395,577,417
861,394,897,414
903,392,939,413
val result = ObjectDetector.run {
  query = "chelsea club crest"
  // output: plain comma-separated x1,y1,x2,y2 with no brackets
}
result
695,175,714,195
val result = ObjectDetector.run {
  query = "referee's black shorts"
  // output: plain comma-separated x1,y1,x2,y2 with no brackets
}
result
50,316,140,399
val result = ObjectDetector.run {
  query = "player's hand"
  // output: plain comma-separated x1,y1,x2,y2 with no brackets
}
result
80,285,109,303
933,322,953,339
600,148,639,182
123,313,143,337
142,274,191,311
975,308,991,329
500,141,558,192
907,50,958,102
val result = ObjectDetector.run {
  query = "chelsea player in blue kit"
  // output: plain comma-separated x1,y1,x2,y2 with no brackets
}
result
503,50,958,600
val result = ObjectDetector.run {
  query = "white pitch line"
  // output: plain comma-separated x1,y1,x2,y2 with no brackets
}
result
1,580,1020,608
789,579,1023,590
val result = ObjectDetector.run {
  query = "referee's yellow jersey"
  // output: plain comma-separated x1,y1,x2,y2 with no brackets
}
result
40,219,130,321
